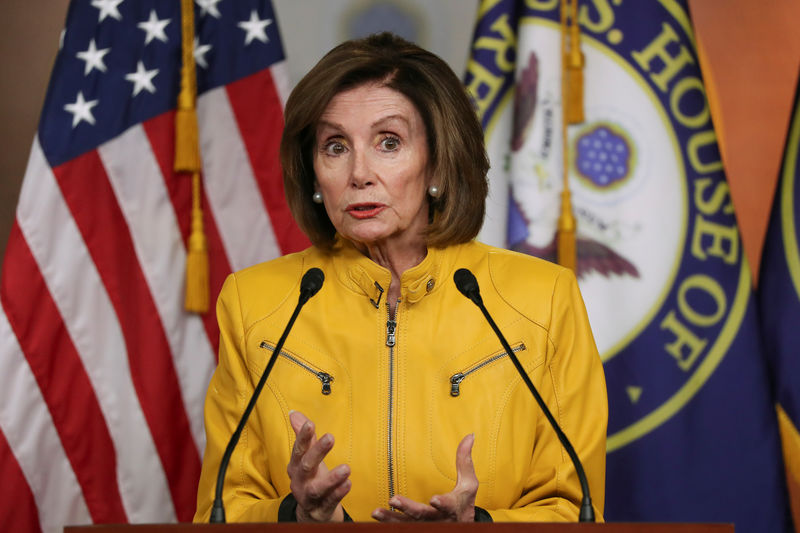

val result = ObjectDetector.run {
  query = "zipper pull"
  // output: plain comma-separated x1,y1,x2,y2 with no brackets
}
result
450,373,465,397
319,373,333,395
386,320,396,347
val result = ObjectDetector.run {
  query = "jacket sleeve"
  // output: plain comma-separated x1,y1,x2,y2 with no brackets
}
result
488,268,607,522
193,273,286,523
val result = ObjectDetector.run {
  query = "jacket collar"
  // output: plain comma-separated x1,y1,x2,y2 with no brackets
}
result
330,236,446,307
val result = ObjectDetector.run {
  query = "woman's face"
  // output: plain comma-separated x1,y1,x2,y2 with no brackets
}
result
313,83,431,249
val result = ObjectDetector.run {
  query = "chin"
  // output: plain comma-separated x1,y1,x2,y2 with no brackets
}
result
347,232,392,246
340,222,395,244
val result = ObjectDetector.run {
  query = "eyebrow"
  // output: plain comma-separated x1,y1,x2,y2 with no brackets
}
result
370,114,410,129
316,113,411,133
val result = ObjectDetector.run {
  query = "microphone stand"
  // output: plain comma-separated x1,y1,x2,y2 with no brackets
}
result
210,268,324,523
454,268,595,522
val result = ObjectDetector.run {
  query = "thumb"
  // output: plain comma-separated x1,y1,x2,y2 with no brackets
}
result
455,434,477,491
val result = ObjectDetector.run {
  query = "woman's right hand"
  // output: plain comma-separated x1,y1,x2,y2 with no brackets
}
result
287,410,352,522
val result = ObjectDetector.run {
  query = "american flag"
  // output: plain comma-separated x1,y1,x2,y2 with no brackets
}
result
0,0,307,531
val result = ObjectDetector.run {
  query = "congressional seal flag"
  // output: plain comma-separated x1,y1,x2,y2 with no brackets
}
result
465,1,792,531
0,1,307,532
759,77,800,526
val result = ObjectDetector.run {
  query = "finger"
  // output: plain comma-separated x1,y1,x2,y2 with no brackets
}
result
300,432,335,475
371,507,415,522
292,419,317,457
316,470,352,515
431,491,477,523
297,478,350,523
426,434,478,522
455,434,478,495
294,464,350,516
387,495,442,521
289,421,319,479
303,476,351,519
289,410,311,435
302,462,348,503
429,493,458,516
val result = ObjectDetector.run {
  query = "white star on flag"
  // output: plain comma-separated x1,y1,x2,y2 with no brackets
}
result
194,37,212,69
196,0,223,18
137,10,170,45
237,10,272,45
64,91,99,127
91,0,124,23
124,61,159,96
76,39,111,75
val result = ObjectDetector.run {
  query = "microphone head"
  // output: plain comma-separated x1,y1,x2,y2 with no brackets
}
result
300,267,324,298
453,268,480,300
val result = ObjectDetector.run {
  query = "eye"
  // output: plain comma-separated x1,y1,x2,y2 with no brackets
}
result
379,136,400,152
323,141,347,156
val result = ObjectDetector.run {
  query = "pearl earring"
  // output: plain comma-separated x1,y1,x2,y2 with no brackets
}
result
428,185,440,198
312,191,323,204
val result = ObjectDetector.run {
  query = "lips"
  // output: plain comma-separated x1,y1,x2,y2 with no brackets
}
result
346,203,385,219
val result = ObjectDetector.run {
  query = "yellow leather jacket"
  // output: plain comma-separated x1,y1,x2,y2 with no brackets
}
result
194,239,607,522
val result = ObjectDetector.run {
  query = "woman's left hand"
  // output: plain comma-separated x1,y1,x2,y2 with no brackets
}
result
371,434,478,522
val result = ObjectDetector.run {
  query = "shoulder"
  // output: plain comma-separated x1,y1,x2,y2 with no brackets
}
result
218,246,329,329
456,241,579,328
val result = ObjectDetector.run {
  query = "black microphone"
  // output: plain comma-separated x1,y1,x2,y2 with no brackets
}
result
298,267,324,303
453,268,595,522
210,267,325,523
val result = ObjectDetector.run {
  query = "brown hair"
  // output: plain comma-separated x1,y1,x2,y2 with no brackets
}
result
280,32,489,249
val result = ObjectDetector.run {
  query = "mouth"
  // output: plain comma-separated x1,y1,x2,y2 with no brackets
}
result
346,203,385,219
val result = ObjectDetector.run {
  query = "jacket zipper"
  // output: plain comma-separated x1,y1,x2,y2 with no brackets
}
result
259,342,333,395
449,343,526,397
385,302,397,500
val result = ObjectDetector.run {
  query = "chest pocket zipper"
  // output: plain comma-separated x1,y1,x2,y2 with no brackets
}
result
449,343,526,397
259,342,334,395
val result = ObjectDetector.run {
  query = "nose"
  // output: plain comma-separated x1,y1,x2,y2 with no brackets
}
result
349,148,374,189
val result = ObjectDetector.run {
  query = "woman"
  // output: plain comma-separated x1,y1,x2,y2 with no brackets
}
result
194,32,607,523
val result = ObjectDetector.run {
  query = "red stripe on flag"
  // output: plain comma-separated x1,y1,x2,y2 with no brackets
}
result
1,223,127,523
142,112,228,355
225,69,310,254
0,423,43,533
52,152,201,521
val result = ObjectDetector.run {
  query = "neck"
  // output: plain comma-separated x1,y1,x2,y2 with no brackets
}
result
353,236,428,315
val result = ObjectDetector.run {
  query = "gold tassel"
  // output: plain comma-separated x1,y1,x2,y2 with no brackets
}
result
185,172,209,312
557,189,577,271
566,0,585,125
176,0,208,312
558,0,577,271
